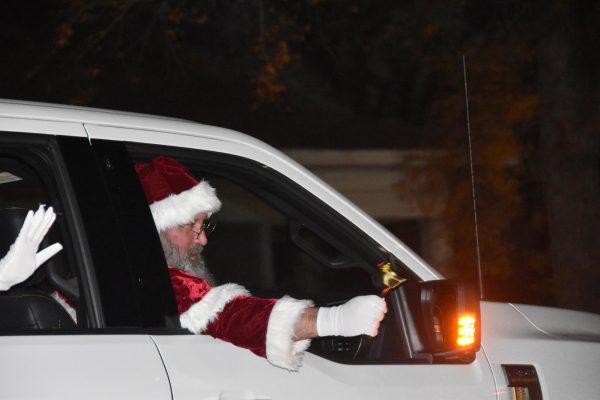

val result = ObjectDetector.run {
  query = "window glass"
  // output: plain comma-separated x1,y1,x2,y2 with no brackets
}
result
195,174,415,363
200,175,378,304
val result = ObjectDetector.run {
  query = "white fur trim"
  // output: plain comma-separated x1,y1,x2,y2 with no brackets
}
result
150,180,222,232
265,296,314,371
50,291,77,324
180,283,249,334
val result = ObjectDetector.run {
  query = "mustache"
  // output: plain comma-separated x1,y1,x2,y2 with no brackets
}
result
159,232,216,285
159,232,202,259
187,244,204,258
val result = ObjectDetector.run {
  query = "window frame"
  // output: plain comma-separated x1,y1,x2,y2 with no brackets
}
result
78,138,179,329
0,132,181,334
0,131,100,331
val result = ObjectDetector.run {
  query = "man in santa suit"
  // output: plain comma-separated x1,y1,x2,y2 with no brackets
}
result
135,156,387,371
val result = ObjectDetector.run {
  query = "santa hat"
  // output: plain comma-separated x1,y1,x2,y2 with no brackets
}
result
134,156,221,232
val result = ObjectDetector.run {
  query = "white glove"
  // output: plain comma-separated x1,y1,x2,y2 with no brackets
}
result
0,205,63,291
316,295,387,337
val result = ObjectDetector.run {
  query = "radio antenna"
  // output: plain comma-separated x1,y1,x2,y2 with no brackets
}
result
462,55,484,299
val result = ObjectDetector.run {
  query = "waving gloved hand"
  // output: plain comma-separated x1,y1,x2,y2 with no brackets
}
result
0,205,63,291
316,295,387,337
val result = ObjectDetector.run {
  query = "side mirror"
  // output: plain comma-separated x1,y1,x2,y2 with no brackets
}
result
417,280,481,363
397,279,480,363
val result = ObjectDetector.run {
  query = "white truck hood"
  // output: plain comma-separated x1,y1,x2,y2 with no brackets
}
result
509,303,600,341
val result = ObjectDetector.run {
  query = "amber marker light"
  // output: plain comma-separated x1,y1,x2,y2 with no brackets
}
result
456,313,477,347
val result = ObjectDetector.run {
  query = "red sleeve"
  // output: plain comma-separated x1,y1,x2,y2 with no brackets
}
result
204,295,277,358
168,266,312,370
168,266,277,358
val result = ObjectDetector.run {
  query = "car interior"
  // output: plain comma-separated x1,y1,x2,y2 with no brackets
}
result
0,154,78,331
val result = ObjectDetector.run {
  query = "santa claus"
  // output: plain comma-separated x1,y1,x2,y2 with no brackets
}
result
135,156,387,371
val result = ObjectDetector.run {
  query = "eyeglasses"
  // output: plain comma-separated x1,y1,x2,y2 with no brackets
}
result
179,219,217,239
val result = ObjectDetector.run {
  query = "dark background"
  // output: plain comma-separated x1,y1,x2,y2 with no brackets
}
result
1,0,599,314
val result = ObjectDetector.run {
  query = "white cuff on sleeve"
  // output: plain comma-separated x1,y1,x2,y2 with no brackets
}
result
180,283,249,334
265,296,314,371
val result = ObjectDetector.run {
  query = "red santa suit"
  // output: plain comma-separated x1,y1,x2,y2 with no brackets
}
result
169,266,313,370
135,156,313,371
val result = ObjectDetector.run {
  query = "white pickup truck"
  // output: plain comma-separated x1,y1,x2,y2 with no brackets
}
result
0,99,598,399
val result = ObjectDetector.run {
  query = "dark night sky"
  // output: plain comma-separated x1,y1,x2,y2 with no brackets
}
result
1,0,439,148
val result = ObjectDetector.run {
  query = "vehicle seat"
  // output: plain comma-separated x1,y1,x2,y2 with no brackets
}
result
0,290,76,330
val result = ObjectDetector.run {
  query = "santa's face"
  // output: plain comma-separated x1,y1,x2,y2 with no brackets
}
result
160,213,216,284
165,212,209,256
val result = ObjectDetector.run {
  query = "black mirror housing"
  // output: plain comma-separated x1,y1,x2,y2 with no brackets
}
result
396,279,481,363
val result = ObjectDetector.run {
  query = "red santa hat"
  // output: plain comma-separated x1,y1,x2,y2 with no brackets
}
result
134,156,221,232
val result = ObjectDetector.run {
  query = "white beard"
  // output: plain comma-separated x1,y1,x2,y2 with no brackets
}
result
160,232,217,286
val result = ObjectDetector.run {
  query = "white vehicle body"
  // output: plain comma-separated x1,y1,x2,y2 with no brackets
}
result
0,99,598,399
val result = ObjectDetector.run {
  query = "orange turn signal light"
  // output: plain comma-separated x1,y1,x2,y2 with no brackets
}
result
456,313,477,347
